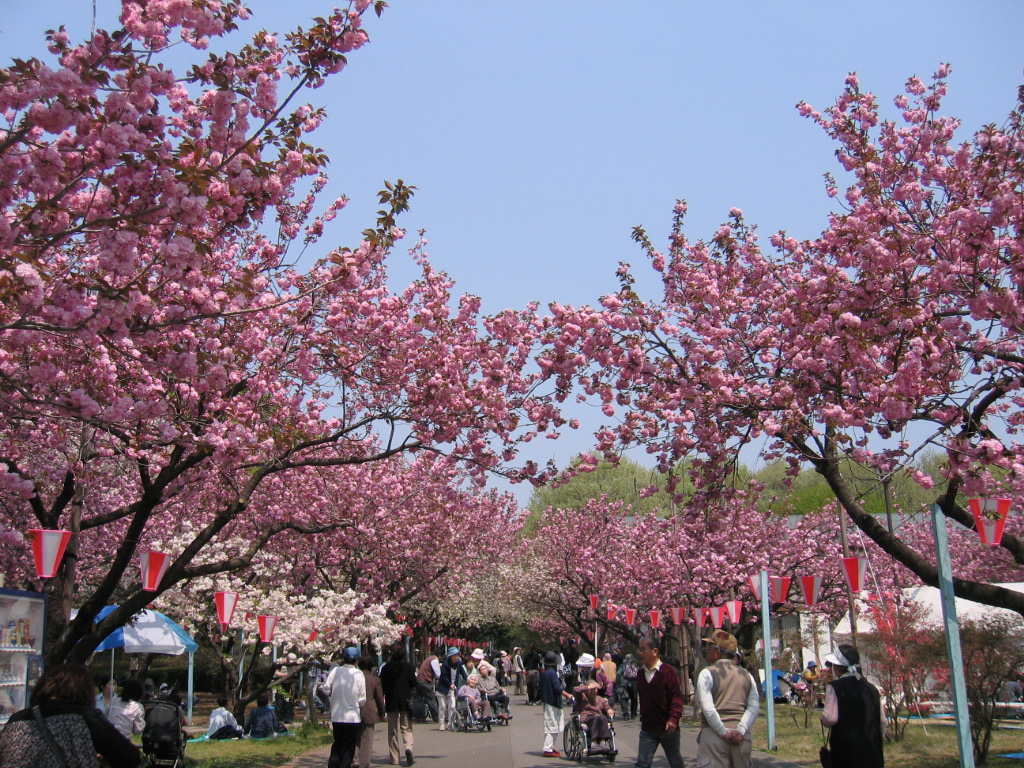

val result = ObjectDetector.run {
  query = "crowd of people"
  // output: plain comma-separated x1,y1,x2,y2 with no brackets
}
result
0,636,886,768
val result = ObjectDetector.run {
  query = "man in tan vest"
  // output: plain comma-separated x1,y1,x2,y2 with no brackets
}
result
695,630,759,768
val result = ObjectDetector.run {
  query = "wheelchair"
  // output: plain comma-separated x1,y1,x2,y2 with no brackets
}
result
449,695,492,732
562,712,617,762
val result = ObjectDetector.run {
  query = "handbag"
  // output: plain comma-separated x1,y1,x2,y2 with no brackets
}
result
819,723,832,768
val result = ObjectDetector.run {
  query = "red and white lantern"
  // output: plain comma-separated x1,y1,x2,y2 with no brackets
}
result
693,608,708,628
968,498,1013,546
308,629,319,643
711,606,729,629
799,575,823,606
28,529,72,579
589,594,599,612
607,603,617,621
214,591,240,628
670,606,686,626
725,600,743,624
624,608,636,626
770,576,791,604
140,550,171,592
747,575,762,601
842,557,868,592
257,615,278,643
649,610,662,629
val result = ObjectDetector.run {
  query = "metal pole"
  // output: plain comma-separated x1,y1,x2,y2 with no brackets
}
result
187,652,195,726
760,570,776,751
930,504,975,768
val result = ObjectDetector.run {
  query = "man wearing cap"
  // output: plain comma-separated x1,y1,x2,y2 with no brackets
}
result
324,646,367,768
435,647,467,731
695,630,759,768
635,636,685,768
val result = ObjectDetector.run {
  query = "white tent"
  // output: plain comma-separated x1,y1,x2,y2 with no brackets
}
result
833,582,1024,635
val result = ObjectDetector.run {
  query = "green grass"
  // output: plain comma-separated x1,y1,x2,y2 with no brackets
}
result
741,707,1024,767
180,720,333,768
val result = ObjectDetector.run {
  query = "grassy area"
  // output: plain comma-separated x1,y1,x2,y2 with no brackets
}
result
181,720,332,768
742,706,1024,767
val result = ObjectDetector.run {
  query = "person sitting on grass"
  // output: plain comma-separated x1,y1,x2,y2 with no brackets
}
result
208,696,244,740
244,694,285,738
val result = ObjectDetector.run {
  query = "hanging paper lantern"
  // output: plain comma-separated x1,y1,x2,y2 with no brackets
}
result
625,608,636,625
747,574,762,601
139,550,171,592
649,610,662,629
799,575,823,606
214,591,240,628
670,606,685,626
587,630,594,641
28,529,72,579
308,629,319,643
968,498,1013,546
693,608,707,628
257,615,278,643
711,606,728,628
607,603,617,621
589,594,599,612
842,557,868,592
725,600,742,624
770,576,792,604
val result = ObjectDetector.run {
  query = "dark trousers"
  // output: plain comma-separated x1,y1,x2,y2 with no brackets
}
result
329,722,361,768
416,679,439,721
526,670,541,703
636,728,684,768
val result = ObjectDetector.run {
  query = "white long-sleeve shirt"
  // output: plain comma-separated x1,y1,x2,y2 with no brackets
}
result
695,665,759,738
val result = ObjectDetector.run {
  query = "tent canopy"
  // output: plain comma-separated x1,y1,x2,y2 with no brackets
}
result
93,606,198,655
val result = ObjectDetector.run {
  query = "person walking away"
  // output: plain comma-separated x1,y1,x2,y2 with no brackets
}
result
380,644,418,766
207,695,244,739
618,653,639,720
634,636,685,768
0,662,141,767
324,647,366,768
602,653,618,700
821,644,884,768
695,630,759,768
435,647,467,731
357,656,385,768
525,645,543,704
415,650,440,723
512,647,526,695
540,650,573,757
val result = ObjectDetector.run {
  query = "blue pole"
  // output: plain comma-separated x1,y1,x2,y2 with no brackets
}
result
760,570,776,751
930,504,975,768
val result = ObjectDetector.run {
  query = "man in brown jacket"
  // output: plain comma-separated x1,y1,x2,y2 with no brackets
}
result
695,630,759,768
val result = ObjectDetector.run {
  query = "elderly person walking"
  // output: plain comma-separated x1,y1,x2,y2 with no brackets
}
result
695,630,759,768
821,644,884,768
380,644,418,766
435,647,467,731
634,636,685,768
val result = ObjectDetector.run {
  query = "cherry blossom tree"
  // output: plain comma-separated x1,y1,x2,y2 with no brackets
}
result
0,1,564,665
537,67,1024,616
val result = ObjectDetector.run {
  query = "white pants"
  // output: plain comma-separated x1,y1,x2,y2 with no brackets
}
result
542,703,564,751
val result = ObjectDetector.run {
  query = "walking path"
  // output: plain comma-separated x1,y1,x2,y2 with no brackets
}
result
284,697,805,768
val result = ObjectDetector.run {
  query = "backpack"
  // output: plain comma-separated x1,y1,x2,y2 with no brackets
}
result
621,658,639,680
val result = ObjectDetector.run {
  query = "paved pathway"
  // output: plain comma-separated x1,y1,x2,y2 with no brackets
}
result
284,698,806,768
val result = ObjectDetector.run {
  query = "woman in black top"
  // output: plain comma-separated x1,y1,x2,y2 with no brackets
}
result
821,644,884,768
0,662,141,768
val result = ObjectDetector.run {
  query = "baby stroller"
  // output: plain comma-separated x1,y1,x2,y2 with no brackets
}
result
142,699,186,768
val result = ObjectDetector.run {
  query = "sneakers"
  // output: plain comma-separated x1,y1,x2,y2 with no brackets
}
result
543,750,561,758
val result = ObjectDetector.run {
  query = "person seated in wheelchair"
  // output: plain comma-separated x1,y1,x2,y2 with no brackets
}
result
477,662,512,720
456,676,493,721
572,680,615,753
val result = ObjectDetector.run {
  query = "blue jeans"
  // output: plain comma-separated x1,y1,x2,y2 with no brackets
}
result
636,728,685,768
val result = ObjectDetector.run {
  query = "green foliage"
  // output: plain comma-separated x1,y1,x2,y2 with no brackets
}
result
521,456,683,535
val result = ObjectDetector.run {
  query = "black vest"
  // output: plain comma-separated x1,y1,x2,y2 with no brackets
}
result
828,675,884,768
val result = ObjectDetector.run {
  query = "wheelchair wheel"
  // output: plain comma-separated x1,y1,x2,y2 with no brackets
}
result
448,710,462,732
563,721,584,762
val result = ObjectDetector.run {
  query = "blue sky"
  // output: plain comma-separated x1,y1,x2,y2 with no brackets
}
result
4,1,1023,499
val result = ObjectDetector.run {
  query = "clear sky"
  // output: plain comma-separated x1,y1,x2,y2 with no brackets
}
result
4,1,1023,499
